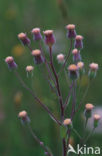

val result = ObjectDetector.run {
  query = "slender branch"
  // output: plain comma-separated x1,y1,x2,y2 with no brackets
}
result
72,128,82,139
49,47,64,120
27,123,53,156
14,70,61,126
58,39,73,75
63,138,67,156
64,82,74,109
75,82,90,113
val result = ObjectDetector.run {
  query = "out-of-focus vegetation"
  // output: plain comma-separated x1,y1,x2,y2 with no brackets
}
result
0,0,102,156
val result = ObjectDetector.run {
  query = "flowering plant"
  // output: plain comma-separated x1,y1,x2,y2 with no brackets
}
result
5,24,100,156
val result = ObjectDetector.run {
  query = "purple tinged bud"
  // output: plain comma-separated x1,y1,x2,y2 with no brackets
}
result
72,49,81,62
31,28,42,41
43,30,55,47
74,35,83,49
32,49,44,64
68,64,79,80
18,33,30,46
5,56,17,69
66,24,76,39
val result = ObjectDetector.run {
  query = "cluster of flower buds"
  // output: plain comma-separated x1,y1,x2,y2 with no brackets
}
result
18,110,30,124
32,49,44,64
5,56,17,69
18,33,30,46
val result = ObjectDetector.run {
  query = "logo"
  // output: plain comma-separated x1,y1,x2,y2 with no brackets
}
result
67,144,100,155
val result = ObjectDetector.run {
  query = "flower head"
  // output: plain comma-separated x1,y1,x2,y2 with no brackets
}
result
85,103,94,111
31,28,42,41
57,54,65,64
74,35,83,49
26,65,34,72
66,24,76,39
43,30,55,47
32,49,44,64
93,114,101,128
68,64,79,80
5,56,17,69
63,118,72,126
18,32,30,46
85,103,94,119
18,110,30,123
72,49,81,62
77,61,84,69
89,63,99,78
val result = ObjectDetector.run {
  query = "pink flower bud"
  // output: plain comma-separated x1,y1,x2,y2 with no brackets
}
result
26,65,34,72
18,110,30,123
74,35,83,49
32,49,44,64
31,28,42,41
66,24,76,38
85,103,94,119
18,33,30,46
68,64,79,80
77,61,84,69
94,114,101,121
57,54,65,63
63,118,72,126
89,63,99,78
43,30,55,47
5,56,17,69
72,49,81,62
85,103,94,111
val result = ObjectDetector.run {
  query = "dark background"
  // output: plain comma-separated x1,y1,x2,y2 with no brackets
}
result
0,0,102,155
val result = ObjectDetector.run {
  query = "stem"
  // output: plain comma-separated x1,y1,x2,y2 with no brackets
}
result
75,82,90,113
14,70,61,126
49,47,64,120
72,128,82,139
27,123,53,156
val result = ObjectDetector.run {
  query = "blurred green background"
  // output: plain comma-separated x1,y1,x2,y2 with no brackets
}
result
0,0,102,155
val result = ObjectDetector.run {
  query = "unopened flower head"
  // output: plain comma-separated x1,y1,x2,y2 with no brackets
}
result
72,49,81,62
31,28,42,41
94,114,101,121
57,54,65,64
77,61,84,69
89,63,98,71
89,63,99,78
63,118,72,126
32,49,44,64
26,65,34,72
5,56,17,69
68,64,79,80
18,110,30,123
85,103,94,111
66,24,76,38
94,114,101,128
18,32,30,46
74,35,83,49
43,30,55,47
85,103,94,119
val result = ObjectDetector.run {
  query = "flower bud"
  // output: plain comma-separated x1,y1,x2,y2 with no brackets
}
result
57,54,65,64
63,118,72,126
77,61,85,76
43,30,55,47
74,35,83,49
18,33,30,46
88,63,99,79
72,49,81,62
18,110,30,123
66,24,76,39
26,65,34,77
5,56,17,69
31,28,42,41
68,64,79,80
32,49,44,64
94,114,101,128
85,103,94,119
